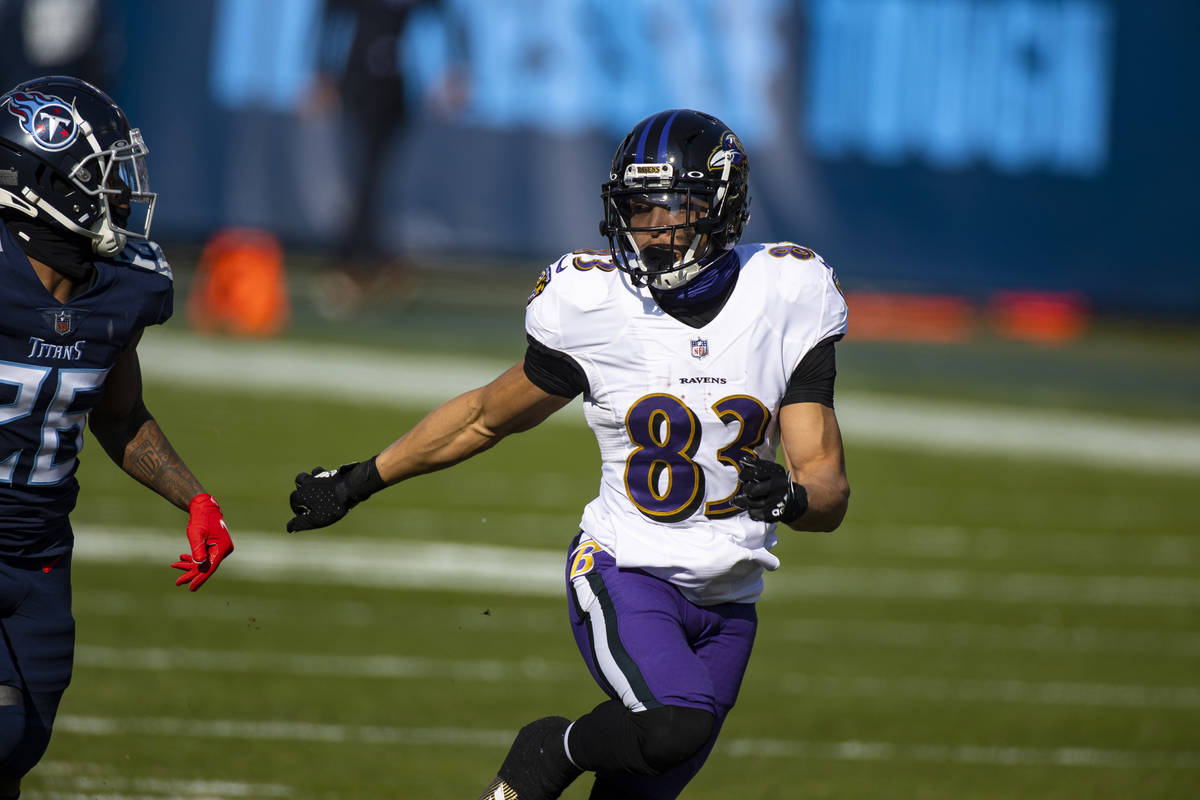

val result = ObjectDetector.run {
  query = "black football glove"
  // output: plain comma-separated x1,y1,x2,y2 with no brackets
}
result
731,454,809,524
286,458,385,533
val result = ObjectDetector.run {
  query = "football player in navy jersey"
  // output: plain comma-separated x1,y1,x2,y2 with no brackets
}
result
0,76,234,795
287,109,850,799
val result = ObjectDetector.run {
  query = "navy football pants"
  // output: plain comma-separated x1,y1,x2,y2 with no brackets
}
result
0,554,74,785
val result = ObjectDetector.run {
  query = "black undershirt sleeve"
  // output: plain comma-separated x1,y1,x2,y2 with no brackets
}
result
523,335,589,399
781,335,842,408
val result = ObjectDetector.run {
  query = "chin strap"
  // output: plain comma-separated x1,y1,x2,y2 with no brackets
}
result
651,249,740,305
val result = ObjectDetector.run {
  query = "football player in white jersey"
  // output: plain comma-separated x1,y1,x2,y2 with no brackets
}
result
288,109,850,800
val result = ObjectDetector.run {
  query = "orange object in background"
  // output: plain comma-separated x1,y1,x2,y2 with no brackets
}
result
187,228,290,337
844,292,976,343
988,291,1090,344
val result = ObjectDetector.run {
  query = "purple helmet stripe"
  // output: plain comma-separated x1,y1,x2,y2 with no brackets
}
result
634,111,669,163
655,109,681,163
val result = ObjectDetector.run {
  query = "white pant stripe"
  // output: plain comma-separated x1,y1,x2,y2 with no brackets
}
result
571,575,648,712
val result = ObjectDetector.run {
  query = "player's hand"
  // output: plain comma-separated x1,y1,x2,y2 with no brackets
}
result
286,458,385,533
172,493,234,591
731,455,809,524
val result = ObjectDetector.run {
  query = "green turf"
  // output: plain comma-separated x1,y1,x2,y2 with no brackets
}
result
20,274,1200,799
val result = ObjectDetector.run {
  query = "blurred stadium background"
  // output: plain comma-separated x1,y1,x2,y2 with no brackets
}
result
3,0,1198,798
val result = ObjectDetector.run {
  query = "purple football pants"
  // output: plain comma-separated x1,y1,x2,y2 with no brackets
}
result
565,534,757,799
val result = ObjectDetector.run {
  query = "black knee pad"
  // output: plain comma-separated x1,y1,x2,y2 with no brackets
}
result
568,700,715,777
629,705,714,774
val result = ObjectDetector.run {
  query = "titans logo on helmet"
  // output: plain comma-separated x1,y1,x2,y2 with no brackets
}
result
4,91,79,152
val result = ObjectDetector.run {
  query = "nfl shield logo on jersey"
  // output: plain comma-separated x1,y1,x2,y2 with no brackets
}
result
691,338,709,360
51,309,75,336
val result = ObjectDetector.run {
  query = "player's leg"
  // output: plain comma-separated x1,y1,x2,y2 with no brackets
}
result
584,599,757,799
0,684,22,758
477,716,579,800
0,689,65,797
0,556,75,795
0,558,30,787
478,701,720,800
0,671,26,799
566,538,725,774
569,699,715,774
476,536,724,800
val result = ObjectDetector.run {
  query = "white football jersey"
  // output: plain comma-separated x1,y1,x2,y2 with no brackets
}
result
525,243,848,605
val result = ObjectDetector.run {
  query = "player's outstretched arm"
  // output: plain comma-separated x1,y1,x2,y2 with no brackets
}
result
733,402,850,532
89,335,234,590
287,362,571,533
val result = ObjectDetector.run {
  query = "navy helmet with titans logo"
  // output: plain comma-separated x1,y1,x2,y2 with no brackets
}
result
600,109,750,291
0,75,155,256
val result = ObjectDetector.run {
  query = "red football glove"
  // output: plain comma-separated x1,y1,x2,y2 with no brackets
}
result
171,493,234,591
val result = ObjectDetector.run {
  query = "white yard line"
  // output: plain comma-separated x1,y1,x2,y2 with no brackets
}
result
778,673,1200,710
136,332,1200,474
56,715,513,748
72,526,1200,608
767,565,1200,607
136,333,507,408
835,394,1200,474
777,618,1200,657
718,738,1200,770
31,762,291,800
30,793,230,800
78,589,1200,656
72,643,1200,710
826,522,1200,564
52,715,1200,770
75,645,569,684
73,527,564,596
72,587,1200,657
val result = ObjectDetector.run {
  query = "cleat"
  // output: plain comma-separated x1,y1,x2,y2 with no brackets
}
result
475,777,519,800
482,716,581,800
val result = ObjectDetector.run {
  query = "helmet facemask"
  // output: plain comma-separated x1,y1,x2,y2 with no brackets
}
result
69,123,156,255
603,163,726,290
611,190,716,290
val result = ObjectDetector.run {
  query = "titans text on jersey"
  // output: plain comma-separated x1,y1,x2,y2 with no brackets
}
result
0,224,173,557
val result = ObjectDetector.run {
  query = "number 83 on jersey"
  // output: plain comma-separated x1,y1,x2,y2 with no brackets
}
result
623,392,770,523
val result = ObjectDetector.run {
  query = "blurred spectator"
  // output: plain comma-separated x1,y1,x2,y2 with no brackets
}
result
0,0,123,91
307,0,469,318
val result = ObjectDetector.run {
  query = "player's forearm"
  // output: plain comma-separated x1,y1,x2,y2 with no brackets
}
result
373,364,566,486
786,471,850,532
94,412,204,511
375,388,509,484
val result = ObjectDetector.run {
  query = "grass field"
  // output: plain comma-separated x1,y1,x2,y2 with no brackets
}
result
21,267,1200,799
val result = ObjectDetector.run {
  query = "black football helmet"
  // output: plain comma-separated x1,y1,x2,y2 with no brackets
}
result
0,75,155,256
601,109,750,290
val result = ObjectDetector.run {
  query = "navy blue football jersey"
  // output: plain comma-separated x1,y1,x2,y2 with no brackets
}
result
0,223,173,557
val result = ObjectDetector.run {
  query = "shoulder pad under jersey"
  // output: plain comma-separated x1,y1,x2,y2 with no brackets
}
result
111,240,173,281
